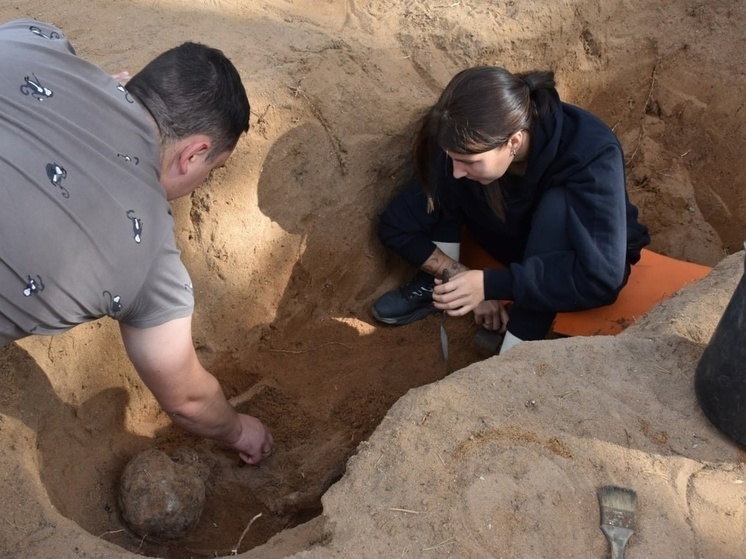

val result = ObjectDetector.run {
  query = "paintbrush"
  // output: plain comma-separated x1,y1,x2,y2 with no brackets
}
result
597,485,637,559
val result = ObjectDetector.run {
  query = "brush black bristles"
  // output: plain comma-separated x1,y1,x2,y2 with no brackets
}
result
598,485,637,511
598,485,637,529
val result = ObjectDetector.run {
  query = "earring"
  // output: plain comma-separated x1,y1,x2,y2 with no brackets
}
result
510,148,516,157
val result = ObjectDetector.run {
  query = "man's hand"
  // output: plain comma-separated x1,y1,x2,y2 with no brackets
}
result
119,316,274,464
230,414,275,465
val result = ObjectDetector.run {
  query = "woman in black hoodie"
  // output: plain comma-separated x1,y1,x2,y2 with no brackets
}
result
373,66,650,354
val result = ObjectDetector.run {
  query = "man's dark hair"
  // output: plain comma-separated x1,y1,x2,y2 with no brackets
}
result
126,42,250,159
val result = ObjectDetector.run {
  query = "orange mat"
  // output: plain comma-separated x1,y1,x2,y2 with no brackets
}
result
459,231,712,337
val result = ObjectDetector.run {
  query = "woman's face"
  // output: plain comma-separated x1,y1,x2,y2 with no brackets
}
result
448,144,514,185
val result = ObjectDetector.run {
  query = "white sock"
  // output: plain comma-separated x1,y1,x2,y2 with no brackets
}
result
499,331,523,354
434,241,460,262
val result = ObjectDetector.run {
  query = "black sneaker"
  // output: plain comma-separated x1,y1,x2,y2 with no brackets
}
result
372,271,438,325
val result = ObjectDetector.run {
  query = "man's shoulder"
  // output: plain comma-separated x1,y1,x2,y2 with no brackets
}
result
0,18,75,54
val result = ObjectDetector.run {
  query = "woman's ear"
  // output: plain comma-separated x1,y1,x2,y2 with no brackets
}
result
508,130,524,152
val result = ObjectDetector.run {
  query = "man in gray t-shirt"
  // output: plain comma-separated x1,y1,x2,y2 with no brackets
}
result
0,19,273,465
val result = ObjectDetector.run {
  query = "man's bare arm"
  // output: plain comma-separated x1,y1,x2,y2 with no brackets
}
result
119,316,273,464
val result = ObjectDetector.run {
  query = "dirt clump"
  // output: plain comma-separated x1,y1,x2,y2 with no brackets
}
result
119,448,209,541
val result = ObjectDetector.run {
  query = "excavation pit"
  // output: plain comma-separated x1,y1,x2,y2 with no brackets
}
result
1,1,745,558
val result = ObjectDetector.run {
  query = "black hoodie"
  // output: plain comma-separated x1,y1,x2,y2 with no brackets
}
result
379,90,650,313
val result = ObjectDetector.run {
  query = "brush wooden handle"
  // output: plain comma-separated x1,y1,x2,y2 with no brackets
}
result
601,525,633,559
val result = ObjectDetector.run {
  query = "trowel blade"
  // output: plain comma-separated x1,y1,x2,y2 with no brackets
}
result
440,314,448,361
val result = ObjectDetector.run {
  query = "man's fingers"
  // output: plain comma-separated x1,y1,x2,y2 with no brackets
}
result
238,444,273,465
238,451,257,465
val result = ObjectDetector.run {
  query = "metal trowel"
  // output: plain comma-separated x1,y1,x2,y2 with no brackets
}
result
439,270,449,362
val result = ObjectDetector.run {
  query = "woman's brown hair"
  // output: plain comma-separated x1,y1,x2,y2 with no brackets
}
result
413,66,555,218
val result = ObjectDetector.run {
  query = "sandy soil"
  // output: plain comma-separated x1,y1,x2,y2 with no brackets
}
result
1,0,745,557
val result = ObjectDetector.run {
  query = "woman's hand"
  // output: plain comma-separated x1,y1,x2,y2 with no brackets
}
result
433,269,485,316
473,300,509,333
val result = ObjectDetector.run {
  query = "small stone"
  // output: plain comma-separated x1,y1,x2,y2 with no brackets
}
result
119,448,206,540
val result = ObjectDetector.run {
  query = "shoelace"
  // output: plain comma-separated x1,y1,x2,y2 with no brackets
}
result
401,274,434,299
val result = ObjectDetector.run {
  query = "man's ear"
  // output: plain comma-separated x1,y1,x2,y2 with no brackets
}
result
177,138,211,175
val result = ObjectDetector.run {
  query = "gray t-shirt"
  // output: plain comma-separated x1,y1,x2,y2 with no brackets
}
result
0,19,194,347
